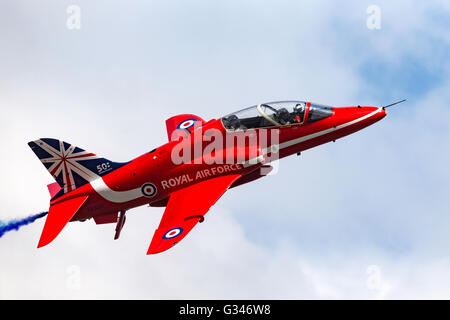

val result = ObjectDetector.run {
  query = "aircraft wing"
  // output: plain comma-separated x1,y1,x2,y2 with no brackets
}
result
165,114,205,141
147,174,241,254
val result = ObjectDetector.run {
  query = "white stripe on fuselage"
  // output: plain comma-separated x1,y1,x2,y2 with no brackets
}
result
266,108,383,153
91,109,383,203
90,178,143,203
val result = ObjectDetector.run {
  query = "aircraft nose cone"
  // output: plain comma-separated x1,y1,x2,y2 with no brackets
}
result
335,106,385,122
368,106,387,121
360,107,386,130
355,106,386,123
331,106,387,134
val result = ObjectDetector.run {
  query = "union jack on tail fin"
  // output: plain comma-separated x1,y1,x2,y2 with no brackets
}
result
28,138,126,199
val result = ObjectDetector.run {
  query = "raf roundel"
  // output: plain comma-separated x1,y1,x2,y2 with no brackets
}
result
163,227,183,239
141,183,157,197
177,119,197,130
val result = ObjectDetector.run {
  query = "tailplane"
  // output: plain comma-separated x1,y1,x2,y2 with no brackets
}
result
38,195,89,248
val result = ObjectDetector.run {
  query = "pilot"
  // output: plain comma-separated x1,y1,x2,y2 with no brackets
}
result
224,115,241,130
293,103,306,123
276,108,291,125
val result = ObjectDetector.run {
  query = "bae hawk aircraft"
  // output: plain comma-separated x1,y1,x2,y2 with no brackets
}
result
29,100,404,254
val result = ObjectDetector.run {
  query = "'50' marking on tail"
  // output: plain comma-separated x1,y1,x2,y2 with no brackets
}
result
97,162,112,174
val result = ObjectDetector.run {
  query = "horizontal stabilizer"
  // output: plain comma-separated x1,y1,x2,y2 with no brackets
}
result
38,196,88,248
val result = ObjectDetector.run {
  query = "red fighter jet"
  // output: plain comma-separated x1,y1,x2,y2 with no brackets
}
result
29,99,404,254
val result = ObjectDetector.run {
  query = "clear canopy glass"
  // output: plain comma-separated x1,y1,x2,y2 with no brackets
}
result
221,101,333,130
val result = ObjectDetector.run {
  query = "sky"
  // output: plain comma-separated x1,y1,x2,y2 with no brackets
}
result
0,0,449,299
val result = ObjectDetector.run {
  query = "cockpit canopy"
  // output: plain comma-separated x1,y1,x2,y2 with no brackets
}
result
221,101,333,131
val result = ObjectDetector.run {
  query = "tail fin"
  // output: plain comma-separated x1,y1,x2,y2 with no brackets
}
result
28,138,127,198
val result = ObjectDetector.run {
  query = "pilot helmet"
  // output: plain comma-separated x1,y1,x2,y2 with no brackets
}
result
294,102,306,113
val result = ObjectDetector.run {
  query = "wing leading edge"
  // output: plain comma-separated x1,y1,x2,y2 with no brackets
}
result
147,174,241,254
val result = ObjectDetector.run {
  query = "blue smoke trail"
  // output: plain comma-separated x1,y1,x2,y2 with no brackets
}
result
0,211,48,238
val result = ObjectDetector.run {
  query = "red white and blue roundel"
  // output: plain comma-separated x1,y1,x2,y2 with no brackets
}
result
163,227,183,239
141,183,157,197
177,119,197,130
